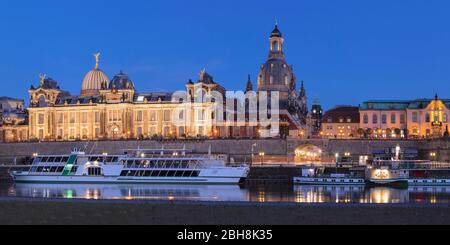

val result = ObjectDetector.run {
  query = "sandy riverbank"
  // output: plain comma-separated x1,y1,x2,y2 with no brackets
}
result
0,198,449,225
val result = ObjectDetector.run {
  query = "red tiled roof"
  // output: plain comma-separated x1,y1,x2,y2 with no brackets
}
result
322,106,360,124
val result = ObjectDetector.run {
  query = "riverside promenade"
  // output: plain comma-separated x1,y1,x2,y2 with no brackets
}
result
0,198,450,225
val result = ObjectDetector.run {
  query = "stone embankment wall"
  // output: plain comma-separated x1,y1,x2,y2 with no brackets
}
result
1,138,450,164
0,139,287,164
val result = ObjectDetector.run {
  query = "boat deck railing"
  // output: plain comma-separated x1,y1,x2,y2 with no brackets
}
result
372,160,450,170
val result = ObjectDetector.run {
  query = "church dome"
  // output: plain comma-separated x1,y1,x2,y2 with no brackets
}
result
109,71,135,90
81,53,109,97
257,24,295,102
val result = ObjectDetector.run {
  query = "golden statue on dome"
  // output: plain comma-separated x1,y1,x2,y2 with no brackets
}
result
39,73,46,86
94,52,101,70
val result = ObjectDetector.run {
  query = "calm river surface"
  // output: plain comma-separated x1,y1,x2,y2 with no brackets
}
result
1,183,450,204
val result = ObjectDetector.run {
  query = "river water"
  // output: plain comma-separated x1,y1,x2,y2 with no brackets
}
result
1,183,450,204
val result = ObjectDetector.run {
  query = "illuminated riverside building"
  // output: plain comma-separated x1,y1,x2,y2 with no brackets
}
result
359,95,450,139
0,97,28,142
25,62,225,141
0,24,310,142
321,106,360,139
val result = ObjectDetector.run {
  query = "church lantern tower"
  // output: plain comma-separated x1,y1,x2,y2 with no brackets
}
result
257,23,297,105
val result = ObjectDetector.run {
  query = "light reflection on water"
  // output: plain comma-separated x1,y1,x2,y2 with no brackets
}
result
2,183,450,204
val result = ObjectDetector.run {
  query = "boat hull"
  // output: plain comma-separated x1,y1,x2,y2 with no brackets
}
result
408,179,450,186
293,177,366,186
366,178,408,188
12,174,246,185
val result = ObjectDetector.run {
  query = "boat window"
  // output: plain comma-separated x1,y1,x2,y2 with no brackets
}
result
167,171,176,177
175,171,184,177
159,171,168,177
191,171,200,177
88,167,102,176
142,160,150,168
62,157,69,162
182,171,192,177
70,166,78,173
56,166,64,172
127,170,137,176
50,166,58,172
143,171,151,177
54,157,62,163
151,171,160,177
120,171,128,176
41,157,49,162
111,157,118,162
181,161,189,168
36,167,43,172
139,160,147,168
48,157,56,162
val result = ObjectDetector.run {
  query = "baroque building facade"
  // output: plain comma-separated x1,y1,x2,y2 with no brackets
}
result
257,24,309,137
0,97,28,142
359,95,450,139
0,24,310,142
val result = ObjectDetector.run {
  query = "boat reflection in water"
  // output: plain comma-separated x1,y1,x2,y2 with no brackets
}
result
8,184,249,202
293,185,450,204
6,184,450,204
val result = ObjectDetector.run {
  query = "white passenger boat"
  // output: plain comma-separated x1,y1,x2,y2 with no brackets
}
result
293,166,366,186
293,176,366,185
10,148,249,185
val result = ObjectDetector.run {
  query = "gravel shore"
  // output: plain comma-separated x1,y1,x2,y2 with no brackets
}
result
0,198,449,225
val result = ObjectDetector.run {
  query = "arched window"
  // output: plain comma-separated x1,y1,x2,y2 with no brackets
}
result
444,114,448,123
38,95,47,107
425,113,431,123
372,114,378,124
82,128,88,140
136,127,143,137
272,41,279,52
363,114,369,124
178,110,185,121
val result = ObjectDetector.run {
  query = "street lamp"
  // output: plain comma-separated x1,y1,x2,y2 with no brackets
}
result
259,152,265,165
430,152,437,162
335,153,340,173
251,143,257,165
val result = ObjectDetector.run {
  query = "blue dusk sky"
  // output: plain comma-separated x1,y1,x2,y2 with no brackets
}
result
1,0,450,110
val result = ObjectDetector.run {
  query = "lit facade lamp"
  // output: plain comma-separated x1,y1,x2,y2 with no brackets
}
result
430,152,437,161
259,152,265,165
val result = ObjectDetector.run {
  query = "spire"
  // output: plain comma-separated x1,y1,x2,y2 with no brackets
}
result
271,22,282,38
245,74,253,92
313,97,320,105
299,81,306,98
435,93,439,101
94,52,101,70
